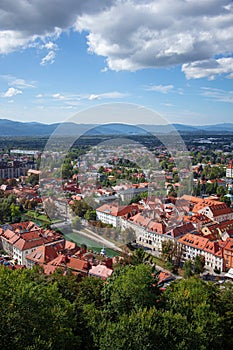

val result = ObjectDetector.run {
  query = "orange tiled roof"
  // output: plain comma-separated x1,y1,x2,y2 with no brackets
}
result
43,264,61,275
178,233,222,256
47,255,90,273
184,213,212,225
223,238,233,252
26,245,58,264
170,222,196,238
96,203,136,217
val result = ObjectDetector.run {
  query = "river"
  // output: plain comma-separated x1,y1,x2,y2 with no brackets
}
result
63,231,119,258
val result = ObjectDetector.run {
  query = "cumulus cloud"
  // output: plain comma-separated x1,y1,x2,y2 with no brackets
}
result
75,0,233,76
0,0,113,53
0,30,30,54
2,87,22,98
182,57,233,79
1,0,233,77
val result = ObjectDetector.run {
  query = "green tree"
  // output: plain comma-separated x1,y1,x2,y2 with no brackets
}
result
10,203,21,223
0,267,80,349
194,255,205,274
102,264,159,318
217,186,226,196
130,248,147,265
161,239,174,263
183,259,193,278
163,277,224,350
84,209,96,221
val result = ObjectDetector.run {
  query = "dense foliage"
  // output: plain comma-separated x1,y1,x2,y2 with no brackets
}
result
0,264,232,350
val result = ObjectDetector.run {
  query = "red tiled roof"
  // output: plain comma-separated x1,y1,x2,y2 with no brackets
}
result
43,264,62,275
223,238,233,252
10,221,40,234
178,233,222,257
26,245,59,264
67,257,89,272
47,255,90,274
65,240,77,250
1,229,19,244
170,222,196,238
96,203,136,217
157,271,175,285
184,213,212,225
14,237,45,251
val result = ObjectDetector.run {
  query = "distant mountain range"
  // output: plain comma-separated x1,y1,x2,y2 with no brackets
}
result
1,118,233,136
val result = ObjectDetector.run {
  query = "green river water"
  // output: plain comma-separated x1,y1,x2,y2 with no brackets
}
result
63,231,119,258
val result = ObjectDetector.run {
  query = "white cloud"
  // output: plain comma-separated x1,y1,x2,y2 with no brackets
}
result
75,0,233,75
40,50,56,65
2,87,22,98
43,41,58,50
201,87,233,103
88,91,128,100
1,75,36,88
11,78,35,88
182,57,233,79
0,30,30,54
0,1,113,54
51,91,127,103
52,93,66,100
145,84,174,94
1,0,233,78
88,94,99,100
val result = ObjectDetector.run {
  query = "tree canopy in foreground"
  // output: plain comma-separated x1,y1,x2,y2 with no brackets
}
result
0,265,232,350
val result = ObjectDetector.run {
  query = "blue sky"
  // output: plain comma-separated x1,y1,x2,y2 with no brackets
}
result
0,0,233,125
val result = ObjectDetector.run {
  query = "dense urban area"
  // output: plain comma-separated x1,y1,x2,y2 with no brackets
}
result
0,132,233,349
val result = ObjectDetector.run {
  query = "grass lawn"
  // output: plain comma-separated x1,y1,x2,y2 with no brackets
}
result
24,210,61,225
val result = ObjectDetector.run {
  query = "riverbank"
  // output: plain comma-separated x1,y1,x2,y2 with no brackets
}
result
80,228,123,252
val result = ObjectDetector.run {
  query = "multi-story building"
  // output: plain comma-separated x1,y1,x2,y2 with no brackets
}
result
226,164,233,179
0,221,64,267
0,160,36,179
222,238,233,270
96,203,138,227
178,233,224,272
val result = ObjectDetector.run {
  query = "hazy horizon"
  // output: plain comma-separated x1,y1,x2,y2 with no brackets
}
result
0,1,233,125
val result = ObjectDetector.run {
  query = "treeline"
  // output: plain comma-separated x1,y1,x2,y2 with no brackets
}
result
0,263,232,350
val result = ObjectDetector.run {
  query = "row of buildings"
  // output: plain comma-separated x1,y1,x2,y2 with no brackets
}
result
96,195,233,273
0,221,113,279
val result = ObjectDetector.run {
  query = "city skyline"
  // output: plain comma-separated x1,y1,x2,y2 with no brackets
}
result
0,0,233,125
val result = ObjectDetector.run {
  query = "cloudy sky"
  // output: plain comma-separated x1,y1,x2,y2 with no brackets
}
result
0,0,233,125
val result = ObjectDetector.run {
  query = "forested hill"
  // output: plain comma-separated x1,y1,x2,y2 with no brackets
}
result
0,262,232,350
1,118,233,136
